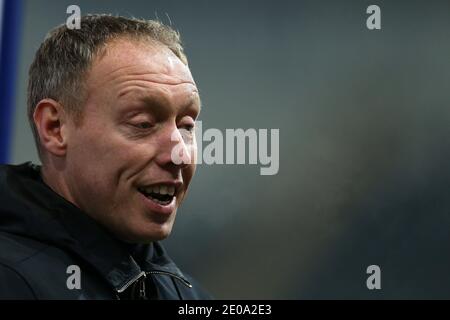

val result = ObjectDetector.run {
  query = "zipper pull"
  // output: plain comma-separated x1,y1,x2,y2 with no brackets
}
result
139,273,147,300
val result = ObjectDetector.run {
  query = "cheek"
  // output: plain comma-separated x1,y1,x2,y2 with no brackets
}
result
68,124,136,185
191,141,198,164
182,163,196,189
177,137,197,191
73,118,150,162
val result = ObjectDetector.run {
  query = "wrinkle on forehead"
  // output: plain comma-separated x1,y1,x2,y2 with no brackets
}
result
117,80,197,96
116,81,201,110
112,71,196,86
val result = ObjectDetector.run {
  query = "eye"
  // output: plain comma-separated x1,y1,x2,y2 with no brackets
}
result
134,122,153,129
179,117,196,133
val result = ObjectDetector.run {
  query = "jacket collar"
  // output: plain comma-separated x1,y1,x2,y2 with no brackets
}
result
1,162,190,292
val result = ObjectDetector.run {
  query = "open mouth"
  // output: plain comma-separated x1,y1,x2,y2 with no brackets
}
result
138,184,176,206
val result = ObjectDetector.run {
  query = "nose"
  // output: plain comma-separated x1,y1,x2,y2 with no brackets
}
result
154,124,193,170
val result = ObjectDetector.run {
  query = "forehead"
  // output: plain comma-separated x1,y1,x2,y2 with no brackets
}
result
87,38,196,88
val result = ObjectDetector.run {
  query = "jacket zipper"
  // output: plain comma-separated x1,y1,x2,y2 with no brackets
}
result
116,271,146,294
138,274,147,299
115,270,192,298
146,270,192,288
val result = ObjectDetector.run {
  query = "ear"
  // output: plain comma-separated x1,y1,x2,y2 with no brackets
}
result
33,99,69,157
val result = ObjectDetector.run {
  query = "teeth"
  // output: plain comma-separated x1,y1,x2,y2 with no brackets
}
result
142,184,176,196
152,198,170,205
143,186,158,194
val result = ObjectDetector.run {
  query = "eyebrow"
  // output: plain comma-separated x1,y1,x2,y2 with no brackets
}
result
131,92,202,117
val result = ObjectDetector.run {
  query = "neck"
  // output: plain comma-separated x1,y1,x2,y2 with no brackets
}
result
40,161,78,208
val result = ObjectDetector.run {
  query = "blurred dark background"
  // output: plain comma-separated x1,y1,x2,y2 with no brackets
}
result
1,0,450,298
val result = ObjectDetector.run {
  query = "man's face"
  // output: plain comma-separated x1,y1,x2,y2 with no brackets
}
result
63,39,200,242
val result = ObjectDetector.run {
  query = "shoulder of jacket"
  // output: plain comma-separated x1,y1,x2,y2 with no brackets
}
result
0,261,37,299
0,232,86,299
0,232,50,266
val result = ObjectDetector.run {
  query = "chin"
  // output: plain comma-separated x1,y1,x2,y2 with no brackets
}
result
119,224,174,243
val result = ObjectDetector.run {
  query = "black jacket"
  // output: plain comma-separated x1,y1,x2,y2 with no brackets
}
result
0,162,211,300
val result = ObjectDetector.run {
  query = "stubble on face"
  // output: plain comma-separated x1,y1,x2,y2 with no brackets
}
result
62,38,200,243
